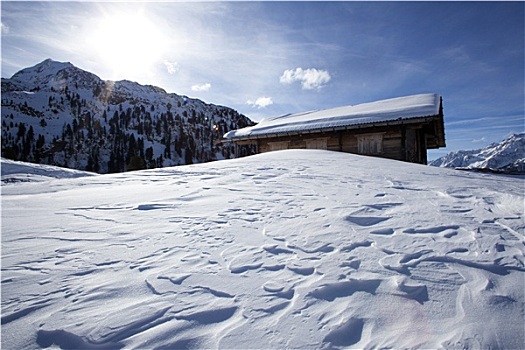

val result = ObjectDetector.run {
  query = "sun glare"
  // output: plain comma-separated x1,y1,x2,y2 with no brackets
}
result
87,11,168,80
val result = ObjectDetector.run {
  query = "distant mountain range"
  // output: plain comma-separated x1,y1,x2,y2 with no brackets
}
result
430,133,525,174
1,59,253,173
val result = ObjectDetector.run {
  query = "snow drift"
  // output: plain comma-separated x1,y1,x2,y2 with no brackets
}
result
2,150,524,349
1,157,95,183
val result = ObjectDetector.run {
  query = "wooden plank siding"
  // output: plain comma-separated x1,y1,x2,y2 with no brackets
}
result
241,123,435,164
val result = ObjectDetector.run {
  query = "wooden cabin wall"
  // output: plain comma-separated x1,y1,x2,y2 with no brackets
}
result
340,133,357,153
247,122,432,164
383,131,405,161
327,135,341,151
403,127,431,164
257,142,269,153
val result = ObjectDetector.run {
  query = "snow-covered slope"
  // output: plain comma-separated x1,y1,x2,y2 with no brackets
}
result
6,59,98,92
1,59,253,173
430,133,525,173
2,151,524,349
1,157,95,183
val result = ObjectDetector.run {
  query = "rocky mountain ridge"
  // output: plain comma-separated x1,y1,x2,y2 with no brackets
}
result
430,133,525,174
1,59,253,173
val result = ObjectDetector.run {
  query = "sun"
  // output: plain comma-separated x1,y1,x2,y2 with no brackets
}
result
87,11,168,80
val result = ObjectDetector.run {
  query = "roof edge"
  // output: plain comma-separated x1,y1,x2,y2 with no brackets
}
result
224,93,442,141
224,114,442,142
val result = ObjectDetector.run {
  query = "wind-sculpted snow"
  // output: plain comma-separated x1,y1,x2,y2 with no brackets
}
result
2,150,524,349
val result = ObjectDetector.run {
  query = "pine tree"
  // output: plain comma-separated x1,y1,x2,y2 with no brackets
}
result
17,123,26,141
185,147,193,165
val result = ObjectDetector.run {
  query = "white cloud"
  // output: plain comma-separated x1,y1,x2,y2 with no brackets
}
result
191,82,211,92
247,96,274,109
163,61,179,74
280,67,331,90
1,22,10,34
472,136,487,143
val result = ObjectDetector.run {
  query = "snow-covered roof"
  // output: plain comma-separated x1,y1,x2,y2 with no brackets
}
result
225,93,442,140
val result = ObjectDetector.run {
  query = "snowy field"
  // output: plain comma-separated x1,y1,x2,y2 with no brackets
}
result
2,150,524,349
1,158,96,183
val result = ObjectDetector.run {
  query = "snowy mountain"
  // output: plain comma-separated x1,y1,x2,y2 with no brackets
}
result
1,59,253,173
430,133,525,173
2,150,524,349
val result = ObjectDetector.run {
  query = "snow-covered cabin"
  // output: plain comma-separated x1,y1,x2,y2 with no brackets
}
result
224,93,446,164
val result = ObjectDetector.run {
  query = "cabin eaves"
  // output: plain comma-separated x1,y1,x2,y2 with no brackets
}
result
223,93,446,164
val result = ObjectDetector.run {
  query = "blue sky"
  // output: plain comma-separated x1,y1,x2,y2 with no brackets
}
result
1,1,524,158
